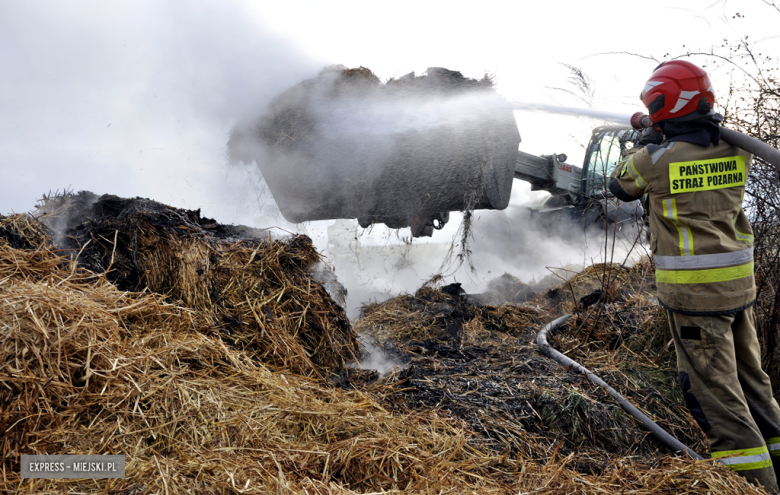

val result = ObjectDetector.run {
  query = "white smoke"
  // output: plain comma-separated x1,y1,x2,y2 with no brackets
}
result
324,206,648,319
226,67,647,318
0,0,320,226
354,338,404,376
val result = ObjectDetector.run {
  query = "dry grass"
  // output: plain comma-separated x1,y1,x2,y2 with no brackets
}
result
0,215,507,493
34,193,358,377
356,278,545,345
0,214,769,494
547,260,709,458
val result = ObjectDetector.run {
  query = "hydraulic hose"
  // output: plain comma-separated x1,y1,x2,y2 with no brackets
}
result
536,314,704,460
631,112,780,173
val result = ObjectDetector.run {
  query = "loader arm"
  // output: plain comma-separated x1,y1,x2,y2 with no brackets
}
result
514,150,583,204
512,125,640,204
513,125,644,232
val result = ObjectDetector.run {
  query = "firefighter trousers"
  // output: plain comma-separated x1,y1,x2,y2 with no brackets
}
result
668,308,780,493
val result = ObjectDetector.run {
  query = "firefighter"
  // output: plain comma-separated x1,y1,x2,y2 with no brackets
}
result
609,60,780,492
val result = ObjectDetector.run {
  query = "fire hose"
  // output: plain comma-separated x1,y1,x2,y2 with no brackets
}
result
631,112,780,173
536,314,704,460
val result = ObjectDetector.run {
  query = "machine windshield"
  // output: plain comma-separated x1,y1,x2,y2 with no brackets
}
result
585,129,637,197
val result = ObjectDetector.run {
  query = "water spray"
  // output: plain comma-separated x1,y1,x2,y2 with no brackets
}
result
518,104,780,170
509,101,632,124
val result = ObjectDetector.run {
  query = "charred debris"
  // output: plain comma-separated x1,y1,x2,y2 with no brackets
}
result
356,265,707,475
0,193,766,493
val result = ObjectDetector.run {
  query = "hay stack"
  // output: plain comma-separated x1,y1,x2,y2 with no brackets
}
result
228,66,520,236
468,272,538,305
0,216,501,493
0,213,768,493
34,191,358,376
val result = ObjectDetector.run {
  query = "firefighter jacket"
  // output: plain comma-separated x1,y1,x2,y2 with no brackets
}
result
609,140,754,315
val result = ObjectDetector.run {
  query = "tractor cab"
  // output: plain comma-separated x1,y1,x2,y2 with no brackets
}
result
581,125,640,199
520,125,644,235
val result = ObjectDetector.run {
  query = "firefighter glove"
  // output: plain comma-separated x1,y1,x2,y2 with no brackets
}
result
637,126,664,147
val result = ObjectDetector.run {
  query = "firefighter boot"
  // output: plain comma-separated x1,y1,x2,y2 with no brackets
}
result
731,309,780,485
668,310,780,492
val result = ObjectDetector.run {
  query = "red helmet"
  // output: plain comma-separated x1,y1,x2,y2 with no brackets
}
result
640,60,716,122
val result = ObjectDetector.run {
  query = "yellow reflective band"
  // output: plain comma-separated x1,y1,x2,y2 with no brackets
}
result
713,445,773,471
626,156,648,189
656,262,754,284
669,156,746,194
672,199,694,256
766,437,780,456
663,198,693,256
735,230,754,243
713,446,771,459
619,159,630,177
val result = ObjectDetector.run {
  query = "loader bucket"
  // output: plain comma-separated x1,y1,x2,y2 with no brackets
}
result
229,66,521,236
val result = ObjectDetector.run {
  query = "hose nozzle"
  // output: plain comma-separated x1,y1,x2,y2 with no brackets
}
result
631,112,654,130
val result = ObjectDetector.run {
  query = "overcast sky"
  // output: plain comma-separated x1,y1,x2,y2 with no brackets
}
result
2,0,777,224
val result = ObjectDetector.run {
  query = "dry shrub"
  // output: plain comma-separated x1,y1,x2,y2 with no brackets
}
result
711,34,780,390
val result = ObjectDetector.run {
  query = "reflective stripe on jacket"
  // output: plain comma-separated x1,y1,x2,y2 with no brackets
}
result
609,140,755,314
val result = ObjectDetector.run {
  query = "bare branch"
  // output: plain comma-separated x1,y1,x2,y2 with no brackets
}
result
674,51,761,87
544,86,592,108
578,51,660,63
666,7,713,26
704,0,728,10
761,0,780,13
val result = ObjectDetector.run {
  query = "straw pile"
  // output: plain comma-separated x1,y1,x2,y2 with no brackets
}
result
355,278,543,346
0,213,501,493
34,192,357,376
353,266,768,490
0,209,769,493
355,271,707,472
